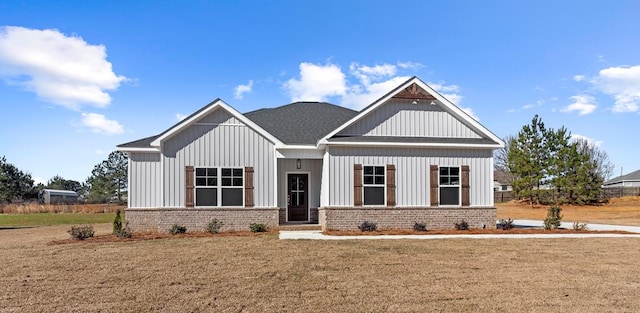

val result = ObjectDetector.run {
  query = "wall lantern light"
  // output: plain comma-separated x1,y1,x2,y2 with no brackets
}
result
296,159,302,169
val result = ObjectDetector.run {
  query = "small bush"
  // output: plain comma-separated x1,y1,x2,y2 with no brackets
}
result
573,221,588,231
454,220,469,231
115,221,133,239
68,225,95,240
413,221,427,232
358,221,378,232
113,208,123,234
169,224,187,235
543,206,563,230
497,218,514,230
206,219,224,234
249,223,268,233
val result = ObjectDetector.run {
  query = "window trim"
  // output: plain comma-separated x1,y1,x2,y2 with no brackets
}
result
362,165,386,206
438,166,461,206
194,167,244,207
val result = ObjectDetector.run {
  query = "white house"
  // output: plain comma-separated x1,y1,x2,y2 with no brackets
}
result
117,77,504,232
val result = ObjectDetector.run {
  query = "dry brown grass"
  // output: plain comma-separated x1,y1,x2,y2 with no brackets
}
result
1,225,640,312
497,196,640,226
0,203,124,214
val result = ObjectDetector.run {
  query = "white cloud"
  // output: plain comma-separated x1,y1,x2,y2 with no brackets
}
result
283,61,475,115
571,134,603,147
429,82,463,104
80,113,124,134
0,26,126,110
341,75,410,109
283,62,347,101
176,113,188,121
591,65,640,113
573,75,586,82
234,80,253,99
460,107,479,121
561,95,597,115
397,61,424,69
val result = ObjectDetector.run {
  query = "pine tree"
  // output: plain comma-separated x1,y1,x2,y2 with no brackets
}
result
507,115,548,205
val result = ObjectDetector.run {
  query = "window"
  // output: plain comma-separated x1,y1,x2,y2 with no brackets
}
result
195,167,243,207
363,165,385,205
439,167,460,205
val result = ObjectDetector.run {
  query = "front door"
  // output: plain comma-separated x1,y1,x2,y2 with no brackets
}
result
287,174,308,221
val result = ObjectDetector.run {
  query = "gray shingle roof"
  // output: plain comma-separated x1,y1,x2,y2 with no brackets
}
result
244,102,358,145
603,169,640,185
117,135,159,148
117,102,358,148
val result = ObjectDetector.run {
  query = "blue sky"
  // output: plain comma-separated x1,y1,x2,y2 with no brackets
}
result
1,0,639,184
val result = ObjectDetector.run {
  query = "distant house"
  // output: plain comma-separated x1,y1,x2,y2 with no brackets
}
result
602,170,640,197
38,189,78,204
493,170,513,192
117,77,505,232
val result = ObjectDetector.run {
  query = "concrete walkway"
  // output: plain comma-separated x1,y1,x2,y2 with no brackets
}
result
279,220,640,240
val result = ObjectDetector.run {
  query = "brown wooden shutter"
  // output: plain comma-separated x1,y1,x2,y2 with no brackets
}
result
244,166,254,208
430,165,438,207
354,164,363,207
461,165,470,207
185,166,195,208
386,164,396,207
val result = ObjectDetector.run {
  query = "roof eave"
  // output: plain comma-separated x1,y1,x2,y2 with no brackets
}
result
324,141,503,149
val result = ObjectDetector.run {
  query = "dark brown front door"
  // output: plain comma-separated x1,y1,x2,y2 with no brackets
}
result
287,174,308,221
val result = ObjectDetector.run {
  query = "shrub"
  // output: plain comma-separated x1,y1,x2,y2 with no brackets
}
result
454,220,469,231
206,219,224,234
113,208,123,234
573,221,588,231
497,218,514,230
169,224,187,235
413,221,427,232
250,223,268,233
543,206,563,230
68,225,95,240
358,221,377,232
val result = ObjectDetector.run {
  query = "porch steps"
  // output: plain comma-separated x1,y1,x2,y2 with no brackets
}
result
278,223,322,231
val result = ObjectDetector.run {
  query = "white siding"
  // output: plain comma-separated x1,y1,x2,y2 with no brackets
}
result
129,152,162,208
277,159,323,209
338,98,483,138
327,146,493,207
162,108,276,207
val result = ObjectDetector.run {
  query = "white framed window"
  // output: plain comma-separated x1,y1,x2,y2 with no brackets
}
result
439,167,460,206
363,165,385,206
195,167,243,207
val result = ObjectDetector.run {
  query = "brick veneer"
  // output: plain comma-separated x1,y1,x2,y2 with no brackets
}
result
126,207,279,233
318,207,496,231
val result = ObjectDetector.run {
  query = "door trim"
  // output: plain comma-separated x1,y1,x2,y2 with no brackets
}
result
286,171,310,223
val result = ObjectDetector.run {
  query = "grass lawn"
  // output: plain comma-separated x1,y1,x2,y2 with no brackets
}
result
497,196,640,226
0,212,115,228
1,225,639,312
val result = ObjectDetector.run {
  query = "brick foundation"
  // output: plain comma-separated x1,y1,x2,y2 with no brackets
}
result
126,207,279,233
318,207,496,231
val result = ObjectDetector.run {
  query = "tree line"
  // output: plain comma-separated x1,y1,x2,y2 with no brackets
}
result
0,151,127,204
495,114,614,205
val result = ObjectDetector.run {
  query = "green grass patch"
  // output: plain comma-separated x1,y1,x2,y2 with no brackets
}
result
0,213,115,227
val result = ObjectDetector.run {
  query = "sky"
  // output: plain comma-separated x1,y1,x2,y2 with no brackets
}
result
1,0,639,184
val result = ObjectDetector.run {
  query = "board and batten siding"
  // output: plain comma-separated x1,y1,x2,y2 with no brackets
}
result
338,98,483,138
128,152,162,208
327,146,493,207
162,108,275,207
277,158,322,209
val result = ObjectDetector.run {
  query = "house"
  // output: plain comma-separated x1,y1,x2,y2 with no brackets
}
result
117,77,504,232
602,169,640,197
493,170,513,192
